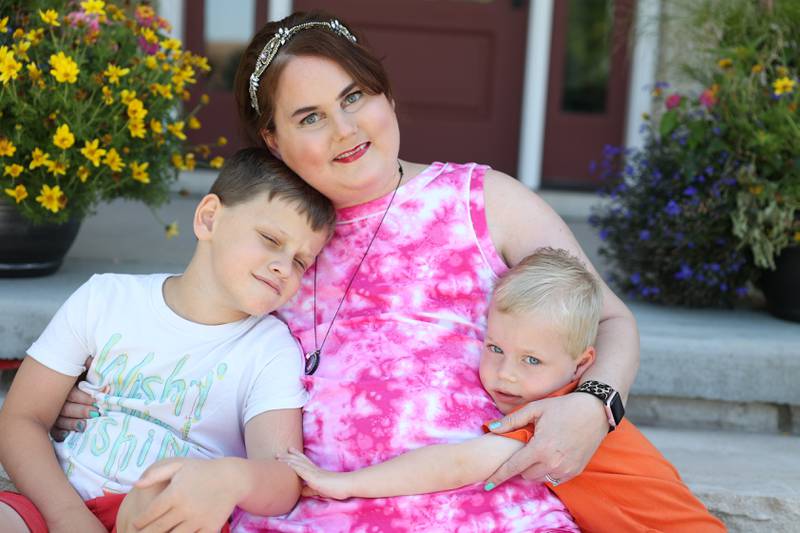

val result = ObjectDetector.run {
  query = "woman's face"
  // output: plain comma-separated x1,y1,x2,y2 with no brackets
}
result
262,55,401,208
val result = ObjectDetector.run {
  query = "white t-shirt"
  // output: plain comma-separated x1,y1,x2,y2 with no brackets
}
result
27,273,307,499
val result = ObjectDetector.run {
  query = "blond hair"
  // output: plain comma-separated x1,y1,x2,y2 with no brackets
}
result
492,248,603,358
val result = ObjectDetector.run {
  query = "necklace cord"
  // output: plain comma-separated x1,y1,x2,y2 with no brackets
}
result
310,162,405,367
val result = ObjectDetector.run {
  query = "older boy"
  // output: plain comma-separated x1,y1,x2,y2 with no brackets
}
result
0,148,334,533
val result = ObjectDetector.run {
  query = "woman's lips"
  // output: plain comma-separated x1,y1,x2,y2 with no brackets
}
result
334,142,370,163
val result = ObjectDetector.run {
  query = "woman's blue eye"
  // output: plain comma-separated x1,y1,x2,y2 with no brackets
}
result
487,344,502,354
344,91,362,105
300,113,320,126
523,356,541,366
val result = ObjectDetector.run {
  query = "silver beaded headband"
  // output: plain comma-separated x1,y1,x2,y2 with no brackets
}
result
249,19,358,116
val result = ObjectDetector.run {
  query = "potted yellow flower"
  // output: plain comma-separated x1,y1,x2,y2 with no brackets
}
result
0,0,223,276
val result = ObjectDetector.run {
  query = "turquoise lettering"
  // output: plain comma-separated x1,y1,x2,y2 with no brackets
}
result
137,429,156,467
156,433,190,460
160,355,189,416
104,415,136,477
90,418,117,456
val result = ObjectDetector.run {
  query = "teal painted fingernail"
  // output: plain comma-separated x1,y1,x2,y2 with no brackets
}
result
89,411,100,418
484,482,496,491
76,421,86,431
488,422,501,430
92,403,100,409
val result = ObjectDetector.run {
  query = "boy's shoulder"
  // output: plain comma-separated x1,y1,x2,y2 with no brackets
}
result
239,313,301,358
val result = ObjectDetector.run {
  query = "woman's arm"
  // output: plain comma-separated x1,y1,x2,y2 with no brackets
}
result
121,408,303,532
481,169,640,485
0,357,106,533
281,434,524,500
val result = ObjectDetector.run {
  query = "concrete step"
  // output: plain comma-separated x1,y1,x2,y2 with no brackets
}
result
642,426,800,533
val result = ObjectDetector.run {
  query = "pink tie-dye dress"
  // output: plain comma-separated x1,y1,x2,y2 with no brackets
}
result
232,162,578,532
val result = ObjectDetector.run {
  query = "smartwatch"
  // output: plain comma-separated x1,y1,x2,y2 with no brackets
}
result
575,380,625,432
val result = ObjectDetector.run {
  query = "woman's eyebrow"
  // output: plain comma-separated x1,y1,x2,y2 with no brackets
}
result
289,82,358,118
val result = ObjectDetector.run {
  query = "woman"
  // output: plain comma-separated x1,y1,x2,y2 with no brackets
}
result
59,11,640,531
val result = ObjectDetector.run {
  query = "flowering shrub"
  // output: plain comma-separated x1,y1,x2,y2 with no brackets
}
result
590,86,758,307
0,0,225,231
682,0,800,269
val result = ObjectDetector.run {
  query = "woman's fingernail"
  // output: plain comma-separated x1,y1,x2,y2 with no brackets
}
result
488,422,501,430
89,411,101,418
484,482,496,491
92,403,100,409
59,431,69,440
76,421,86,431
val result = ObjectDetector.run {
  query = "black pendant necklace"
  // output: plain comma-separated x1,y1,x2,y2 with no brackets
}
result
305,162,405,375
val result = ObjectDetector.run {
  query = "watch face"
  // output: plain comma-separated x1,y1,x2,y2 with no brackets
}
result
608,392,625,424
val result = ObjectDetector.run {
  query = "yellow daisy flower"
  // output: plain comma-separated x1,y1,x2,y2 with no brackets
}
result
717,58,733,69
81,0,106,16
77,166,90,183
171,153,184,169
36,184,64,213
39,9,61,27
80,139,107,167
0,46,23,84
120,89,137,105
162,38,182,52
144,56,158,70
188,116,201,130
101,85,114,105
167,121,186,140
751,64,763,74
150,119,163,134
49,51,79,83
165,221,179,239
26,62,42,81
12,41,30,62
29,148,52,169
103,63,130,85
184,153,196,171
0,17,8,34
210,156,224,169
127,98,148,121
103,148,125,171
0,137,16,157
217,136,227,147
773,76,796,96
149,82,172,100
128,119,146,139
53,124,75,150
46,159,67,176
200,94,210,104
5,184,28,203
131,161,150,183
4,163,24,178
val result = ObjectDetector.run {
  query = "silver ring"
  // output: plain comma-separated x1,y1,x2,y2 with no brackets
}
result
545,473,561,487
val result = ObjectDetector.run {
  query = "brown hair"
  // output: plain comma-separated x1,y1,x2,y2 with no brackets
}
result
234,11,393,147
493,248,603,358
210,148,336,232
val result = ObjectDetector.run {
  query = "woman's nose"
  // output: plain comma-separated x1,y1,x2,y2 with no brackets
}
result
332,110,357,140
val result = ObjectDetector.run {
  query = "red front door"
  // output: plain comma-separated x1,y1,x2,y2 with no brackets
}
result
183,1,528,174
542,0,634,188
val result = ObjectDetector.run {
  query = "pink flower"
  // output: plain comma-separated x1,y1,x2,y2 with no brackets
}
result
699,89,717,109
65,11,100,34
138,36,159,55
665,94,683,110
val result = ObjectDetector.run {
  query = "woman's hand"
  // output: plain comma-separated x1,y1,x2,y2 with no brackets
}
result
484,393,608,488
50,356,96,442
124,458,240,533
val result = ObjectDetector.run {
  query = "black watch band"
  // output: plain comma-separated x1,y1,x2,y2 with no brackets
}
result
575,380,625,432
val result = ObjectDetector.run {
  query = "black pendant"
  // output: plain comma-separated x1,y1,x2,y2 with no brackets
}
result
305,350,320,375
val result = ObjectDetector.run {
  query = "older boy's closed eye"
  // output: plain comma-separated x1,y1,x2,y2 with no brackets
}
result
279,249,725,533
0,148,335,533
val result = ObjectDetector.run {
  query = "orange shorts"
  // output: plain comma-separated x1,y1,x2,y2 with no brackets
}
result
0,491,231,532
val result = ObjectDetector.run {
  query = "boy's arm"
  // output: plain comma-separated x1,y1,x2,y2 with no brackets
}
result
126,408,302,532
0,356,105,532
282,433,524,499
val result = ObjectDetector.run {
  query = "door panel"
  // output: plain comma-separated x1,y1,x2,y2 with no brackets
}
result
295,0,528,175
542,0,634,189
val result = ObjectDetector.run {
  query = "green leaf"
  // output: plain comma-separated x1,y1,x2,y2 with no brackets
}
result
660,110,679,138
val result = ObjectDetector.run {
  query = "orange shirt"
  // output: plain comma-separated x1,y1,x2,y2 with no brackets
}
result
486,383,726,533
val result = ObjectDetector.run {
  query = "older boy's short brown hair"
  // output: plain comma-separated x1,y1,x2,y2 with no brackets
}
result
210,148,335,232
492,248,603,358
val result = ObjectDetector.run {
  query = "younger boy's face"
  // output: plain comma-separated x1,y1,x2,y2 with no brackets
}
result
479,304,585,415
208,193,329,320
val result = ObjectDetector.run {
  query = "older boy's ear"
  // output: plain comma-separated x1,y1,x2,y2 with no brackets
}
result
573,346,596,380
194,194,222,240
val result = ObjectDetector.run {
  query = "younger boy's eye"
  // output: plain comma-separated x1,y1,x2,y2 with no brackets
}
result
487,344,503,354
293,257,306,271
260,233,279,246
523,356,541,366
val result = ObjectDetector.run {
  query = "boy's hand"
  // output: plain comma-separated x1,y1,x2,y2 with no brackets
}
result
131,458,241,532
484,393,607,489
278,448,353,500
